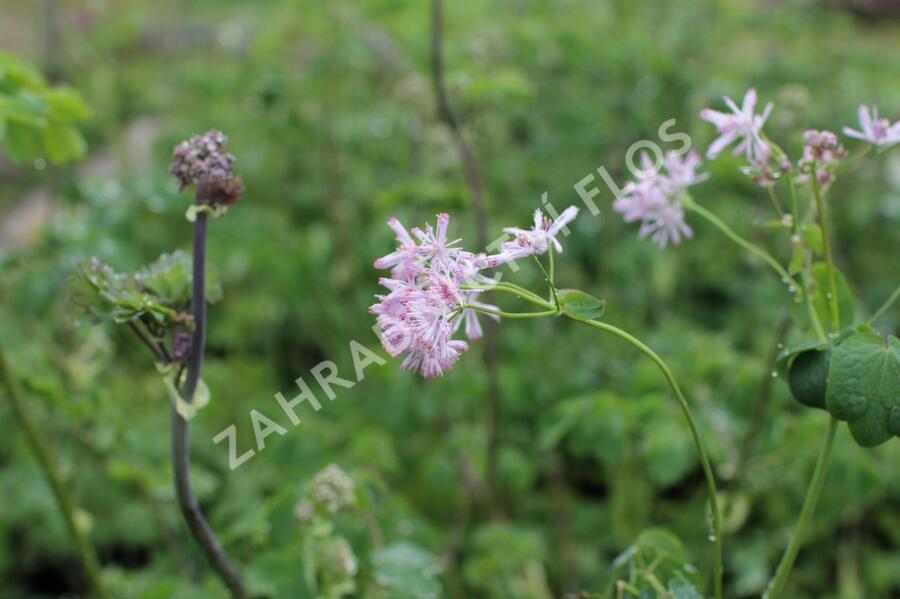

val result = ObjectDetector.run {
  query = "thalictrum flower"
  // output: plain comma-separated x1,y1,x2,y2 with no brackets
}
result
502,206,580,255
637,202,693,249
614,151,705,248
842,105,900,149
700,88,773,165
371,208,579,376
372,217,421,281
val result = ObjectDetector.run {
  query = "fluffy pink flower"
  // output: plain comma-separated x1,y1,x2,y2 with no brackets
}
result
660,150,708,193
638,203,693,249
372,214,498,377
372,217,421,280
614,151,705,248
843,105,900,149
700,88,773,165
372,208,580,376
613,179,666,223
411,213,472,274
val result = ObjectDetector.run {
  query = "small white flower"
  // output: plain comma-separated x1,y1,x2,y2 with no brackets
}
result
502,206,579,255
700,88,773,165
843,105,900,149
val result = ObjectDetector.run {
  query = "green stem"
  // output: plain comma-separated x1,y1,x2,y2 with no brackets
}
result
766,186,785,217
548,245,556,302
533,254,559,309
765,417,838,599
810,172,841,333
463,305,558,319
461,281,551,308
834,144,872,179
866,284,900,326
567,316,723,599
787,180,827,341
0,343,111,599
684,197,800,292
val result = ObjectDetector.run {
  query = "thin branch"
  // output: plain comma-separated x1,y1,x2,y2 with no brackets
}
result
172,212,248,598
128,320,167,363
430,0,503,514
867,284,900,326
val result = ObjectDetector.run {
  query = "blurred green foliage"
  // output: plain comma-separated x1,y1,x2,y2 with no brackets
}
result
0,53,91,165
0,0,898,598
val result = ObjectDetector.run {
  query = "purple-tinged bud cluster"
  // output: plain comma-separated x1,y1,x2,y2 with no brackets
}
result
172,329,192,362
170,129,244,206
797,129,846,186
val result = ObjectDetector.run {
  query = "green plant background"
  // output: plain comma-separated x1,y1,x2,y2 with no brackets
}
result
0,0,898,597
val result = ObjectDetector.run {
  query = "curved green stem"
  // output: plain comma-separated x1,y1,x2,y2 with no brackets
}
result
765,417,838,599
834,144,872,179
866,284,900,326
567,316,723,599
462,281,554,309
810,173,841,333
0,343,112,599
684,197,799,292
463,304,558,319
533,254,560,309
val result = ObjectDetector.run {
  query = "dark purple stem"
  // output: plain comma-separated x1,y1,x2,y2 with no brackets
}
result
172,212,248,598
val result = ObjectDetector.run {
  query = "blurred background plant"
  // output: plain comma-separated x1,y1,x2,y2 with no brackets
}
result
0,0,898,597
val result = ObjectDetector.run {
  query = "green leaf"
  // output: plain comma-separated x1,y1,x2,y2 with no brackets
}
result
2,120,43,163
41,123,87,164
825,331,900,447
668,578,705,599
372,542,442,599
774,338,828,375
558,288,605,320
161,364,210,420
0,52,47,90
2,91,46,126
810,263,854,332
44,87,92,123
787,348,830,409
608,528,702,596
802,224,824,254
788,240,806,275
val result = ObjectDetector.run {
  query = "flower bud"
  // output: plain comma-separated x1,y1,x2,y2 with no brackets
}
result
170,129,244,206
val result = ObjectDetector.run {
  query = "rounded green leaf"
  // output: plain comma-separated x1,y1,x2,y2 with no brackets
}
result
825,331,900,447
558,288,605,320
788,349,830,409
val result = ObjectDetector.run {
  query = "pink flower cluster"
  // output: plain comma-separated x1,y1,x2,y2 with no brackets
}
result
371,208,578,377
613,151,707,248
